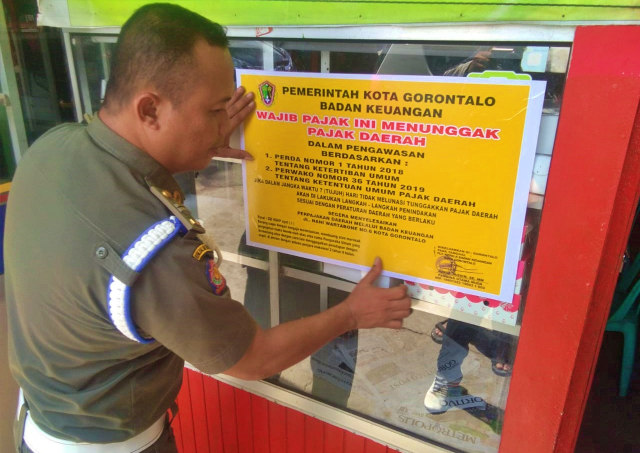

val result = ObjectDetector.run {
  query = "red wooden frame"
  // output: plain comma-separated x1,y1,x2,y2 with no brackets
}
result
172,25,640,453
502,25,640,453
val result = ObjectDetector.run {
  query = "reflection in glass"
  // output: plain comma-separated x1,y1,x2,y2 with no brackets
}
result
66,28,569,451
208,38,566,453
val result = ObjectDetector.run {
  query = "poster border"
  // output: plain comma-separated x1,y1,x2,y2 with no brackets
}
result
239,69,546,302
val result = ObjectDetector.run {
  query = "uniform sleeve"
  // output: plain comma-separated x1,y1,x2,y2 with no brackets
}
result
130,233,258,374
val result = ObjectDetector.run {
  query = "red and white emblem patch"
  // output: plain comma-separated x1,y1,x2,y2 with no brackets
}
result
206,259,227,295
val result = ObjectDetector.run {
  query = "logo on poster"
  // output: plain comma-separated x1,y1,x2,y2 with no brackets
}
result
259,81,275,106
436,255,457,275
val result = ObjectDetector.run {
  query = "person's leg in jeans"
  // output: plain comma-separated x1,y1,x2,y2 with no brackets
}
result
424,319,487,413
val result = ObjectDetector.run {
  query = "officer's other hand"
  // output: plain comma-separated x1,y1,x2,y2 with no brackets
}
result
227,86,255,132
343,257,412,330
213,86,256,160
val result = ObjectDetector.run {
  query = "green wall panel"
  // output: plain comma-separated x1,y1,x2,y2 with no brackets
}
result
66,0,640,27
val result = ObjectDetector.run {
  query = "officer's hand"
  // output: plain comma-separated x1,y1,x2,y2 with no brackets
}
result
343,257,412,329
212,86,256,160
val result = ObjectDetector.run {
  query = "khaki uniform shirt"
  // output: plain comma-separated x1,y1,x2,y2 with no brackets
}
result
4,117,257,442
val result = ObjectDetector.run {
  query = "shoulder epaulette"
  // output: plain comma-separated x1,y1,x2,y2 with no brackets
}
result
149,185,205,235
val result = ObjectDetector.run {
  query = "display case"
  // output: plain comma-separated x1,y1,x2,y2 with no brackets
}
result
42,2,640,451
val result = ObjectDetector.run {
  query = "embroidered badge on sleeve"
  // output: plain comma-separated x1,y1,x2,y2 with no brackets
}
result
192,243,212,261
206,259,227,295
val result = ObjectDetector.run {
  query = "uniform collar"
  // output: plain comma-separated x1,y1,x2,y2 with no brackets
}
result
86,115,182,194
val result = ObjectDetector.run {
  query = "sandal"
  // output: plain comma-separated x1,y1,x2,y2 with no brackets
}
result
491,339,514,377
491,360,512,377
430,321,447,344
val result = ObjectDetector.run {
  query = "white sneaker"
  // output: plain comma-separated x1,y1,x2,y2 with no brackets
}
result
424,380,486,414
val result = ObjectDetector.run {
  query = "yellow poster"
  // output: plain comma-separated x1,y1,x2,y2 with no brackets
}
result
239,71,545,301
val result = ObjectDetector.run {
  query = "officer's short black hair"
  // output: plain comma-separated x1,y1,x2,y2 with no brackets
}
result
102,3,229,111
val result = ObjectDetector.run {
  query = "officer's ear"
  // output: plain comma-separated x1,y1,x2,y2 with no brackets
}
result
134,92,162,130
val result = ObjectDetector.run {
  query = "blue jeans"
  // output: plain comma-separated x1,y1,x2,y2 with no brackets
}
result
436,319,513,383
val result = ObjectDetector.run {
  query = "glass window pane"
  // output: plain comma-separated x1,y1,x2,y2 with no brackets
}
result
69,31,569,452
70,35,115,114
222,37,569,452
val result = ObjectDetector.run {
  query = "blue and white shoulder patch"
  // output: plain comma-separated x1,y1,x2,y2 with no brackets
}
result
107,216,186,343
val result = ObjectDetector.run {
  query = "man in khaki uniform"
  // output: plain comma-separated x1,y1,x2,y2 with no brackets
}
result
4,4,412,452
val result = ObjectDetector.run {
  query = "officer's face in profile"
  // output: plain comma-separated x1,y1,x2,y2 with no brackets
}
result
157,40,235,173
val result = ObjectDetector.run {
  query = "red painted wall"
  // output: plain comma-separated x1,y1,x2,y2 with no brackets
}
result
173,369,400,453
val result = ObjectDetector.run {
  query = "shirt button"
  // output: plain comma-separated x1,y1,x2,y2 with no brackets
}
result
96,246,108,259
